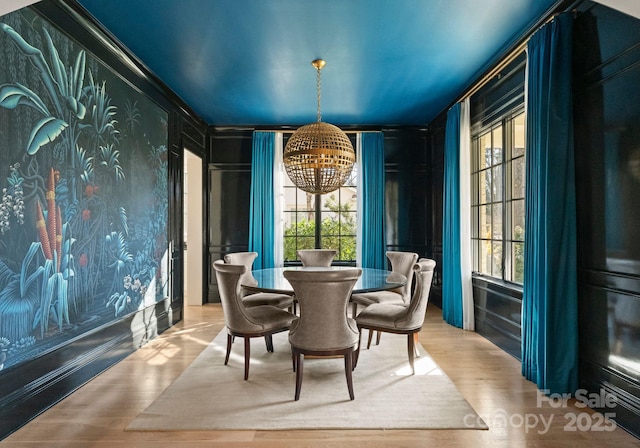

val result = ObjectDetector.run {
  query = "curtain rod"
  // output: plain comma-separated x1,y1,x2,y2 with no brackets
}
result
463,41,528,100
456,0,580,104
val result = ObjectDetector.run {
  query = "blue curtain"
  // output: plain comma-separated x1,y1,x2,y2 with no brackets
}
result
442,103,463,328
360,132,386,269
522,13,578,394
248,131,276,269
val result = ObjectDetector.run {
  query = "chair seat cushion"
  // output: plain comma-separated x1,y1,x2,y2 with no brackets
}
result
350,290,404,307
355,303,412,331
242,292,294,308
239,305,295,333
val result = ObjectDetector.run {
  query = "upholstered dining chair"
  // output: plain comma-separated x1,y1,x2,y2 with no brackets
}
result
296,249,337,267
224,252,295,311
213,260,296,380
350,251,419,347
283,268,362,401
354,258,436,375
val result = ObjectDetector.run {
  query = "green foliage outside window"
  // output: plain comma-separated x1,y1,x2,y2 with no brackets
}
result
284,194,356,262
513,225,525,283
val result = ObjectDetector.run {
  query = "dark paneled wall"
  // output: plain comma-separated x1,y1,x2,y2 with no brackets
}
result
470,53,526,131
473,277,522,359
573,2,640,438
208,130,253,302
383,129,431,256
207,128,433,303
427,115,446,308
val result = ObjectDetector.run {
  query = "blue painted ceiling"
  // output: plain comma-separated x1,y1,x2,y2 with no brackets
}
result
76,0,558,127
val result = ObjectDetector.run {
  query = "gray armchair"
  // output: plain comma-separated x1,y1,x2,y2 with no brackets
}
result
213,260,295,380
354,258,436,374
296,249,337,267
283,268,362,400
350,251,418,346
224,252,295,311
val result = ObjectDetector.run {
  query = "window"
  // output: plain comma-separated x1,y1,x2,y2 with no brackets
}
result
471,111,525,283
282,146,358,264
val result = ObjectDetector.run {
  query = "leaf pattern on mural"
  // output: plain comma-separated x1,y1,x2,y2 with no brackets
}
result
0,9,168,371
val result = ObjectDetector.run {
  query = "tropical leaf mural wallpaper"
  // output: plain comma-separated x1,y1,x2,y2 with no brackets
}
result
0,8,168,371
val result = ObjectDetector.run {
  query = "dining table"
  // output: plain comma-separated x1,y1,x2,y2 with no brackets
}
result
243,266,407,295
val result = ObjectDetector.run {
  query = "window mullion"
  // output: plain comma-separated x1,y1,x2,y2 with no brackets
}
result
503,117,512,281
315,194,321,249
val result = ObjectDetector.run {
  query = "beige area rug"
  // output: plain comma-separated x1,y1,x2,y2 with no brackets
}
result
127,328,487,431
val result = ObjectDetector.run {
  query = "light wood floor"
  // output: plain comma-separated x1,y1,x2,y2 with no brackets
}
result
3,303,640,447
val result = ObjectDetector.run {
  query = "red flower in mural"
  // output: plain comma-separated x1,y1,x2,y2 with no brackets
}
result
82,209,91,221
85,184,93,197
79,253,88,268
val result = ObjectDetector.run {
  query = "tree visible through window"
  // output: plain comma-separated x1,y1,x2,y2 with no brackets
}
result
471,111,525,283
282,167,357,263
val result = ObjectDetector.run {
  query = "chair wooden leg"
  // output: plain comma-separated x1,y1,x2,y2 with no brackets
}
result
376,331,382,345
294,351,303,401
366,329,374,349
244,337,251,380
225,333,233,365
354,330,362,368
344,351,355,400
413,332,420,358
352,302,358,318
407,333,415,375
265,334,274,352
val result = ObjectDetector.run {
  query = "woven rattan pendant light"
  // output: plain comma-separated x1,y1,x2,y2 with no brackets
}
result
284,59,355,195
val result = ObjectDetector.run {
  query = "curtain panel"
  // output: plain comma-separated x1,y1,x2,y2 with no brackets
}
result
273,133,284,266
357,132,386,269
521,12,578,394
442,101,473,330
249,131,278,269
459,99,474,331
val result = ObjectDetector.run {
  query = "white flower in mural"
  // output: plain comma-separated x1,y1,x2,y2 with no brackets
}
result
123,274,133,290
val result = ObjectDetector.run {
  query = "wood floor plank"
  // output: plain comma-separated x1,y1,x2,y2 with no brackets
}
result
2,303,639,447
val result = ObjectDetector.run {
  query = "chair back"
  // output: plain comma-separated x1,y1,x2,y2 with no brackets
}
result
397,258,436,329
386,251,419,303
213,260,263,333
284,268,361,351
224,251,259,287
297,249,337,267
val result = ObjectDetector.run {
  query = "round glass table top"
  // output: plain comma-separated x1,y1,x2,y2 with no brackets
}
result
245,266,406,294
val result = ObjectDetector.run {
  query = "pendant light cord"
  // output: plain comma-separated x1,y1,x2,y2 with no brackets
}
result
316,65,322,123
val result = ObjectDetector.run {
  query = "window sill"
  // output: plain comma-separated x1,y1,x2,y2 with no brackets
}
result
472,273,523,294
